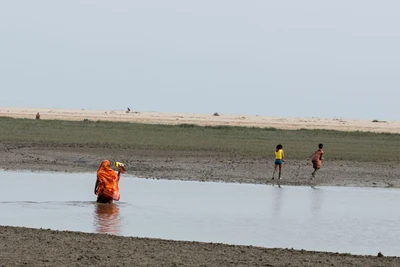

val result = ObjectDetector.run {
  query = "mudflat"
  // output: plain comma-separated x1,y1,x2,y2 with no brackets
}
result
1,226,399,267
1,146,399,188
1,108,399,266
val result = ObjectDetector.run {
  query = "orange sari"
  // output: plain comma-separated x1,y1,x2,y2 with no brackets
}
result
96,160,120,201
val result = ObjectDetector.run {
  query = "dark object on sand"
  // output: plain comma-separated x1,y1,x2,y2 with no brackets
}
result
377,252,384,257
213,112,219,116
126,107,131,113
35,112,40,120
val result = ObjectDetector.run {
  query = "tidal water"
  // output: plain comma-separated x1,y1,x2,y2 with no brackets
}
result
0,170,399,256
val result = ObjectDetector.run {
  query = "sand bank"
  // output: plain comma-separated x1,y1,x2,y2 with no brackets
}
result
1,107,399,133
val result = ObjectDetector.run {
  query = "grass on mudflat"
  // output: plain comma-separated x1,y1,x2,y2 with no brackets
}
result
0,117,399,162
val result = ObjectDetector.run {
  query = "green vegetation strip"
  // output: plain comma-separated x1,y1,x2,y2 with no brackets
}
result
0,117,399,162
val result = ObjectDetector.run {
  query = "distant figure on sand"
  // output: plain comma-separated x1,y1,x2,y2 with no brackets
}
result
94,160,126,203
308,144,324,179
35,112,40,119
272,144,285,180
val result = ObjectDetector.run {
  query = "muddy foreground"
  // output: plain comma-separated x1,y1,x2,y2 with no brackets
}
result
1,142,400,266
1,226,399,267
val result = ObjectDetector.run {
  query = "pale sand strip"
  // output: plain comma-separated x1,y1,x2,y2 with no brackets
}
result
1,107,399,133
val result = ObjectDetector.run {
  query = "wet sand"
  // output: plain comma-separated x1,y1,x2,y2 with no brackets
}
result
1,146,400,188
1,108,400,266
1,226,399,267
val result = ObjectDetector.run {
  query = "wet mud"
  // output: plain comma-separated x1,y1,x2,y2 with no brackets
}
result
0,143,399,188
1,226,399,267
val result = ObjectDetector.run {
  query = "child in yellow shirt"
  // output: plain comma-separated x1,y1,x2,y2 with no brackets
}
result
272,144,285,180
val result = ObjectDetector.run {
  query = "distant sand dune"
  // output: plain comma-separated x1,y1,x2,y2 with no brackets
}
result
1,107,399,134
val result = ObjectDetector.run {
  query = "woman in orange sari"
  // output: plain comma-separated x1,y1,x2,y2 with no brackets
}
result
94,160,126,203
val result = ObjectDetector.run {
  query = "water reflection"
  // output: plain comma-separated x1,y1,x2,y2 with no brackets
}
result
94,203,121,235
272,186,283,215
311,187,323,214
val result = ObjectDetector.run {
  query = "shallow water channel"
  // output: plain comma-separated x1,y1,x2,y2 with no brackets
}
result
1,170,399,256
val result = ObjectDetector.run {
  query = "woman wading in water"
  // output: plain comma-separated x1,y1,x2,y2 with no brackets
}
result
94,160,126,203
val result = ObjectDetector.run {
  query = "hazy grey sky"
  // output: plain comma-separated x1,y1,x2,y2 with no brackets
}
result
1,1,399,120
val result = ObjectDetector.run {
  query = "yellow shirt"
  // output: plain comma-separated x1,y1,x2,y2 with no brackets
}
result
275,149,284,160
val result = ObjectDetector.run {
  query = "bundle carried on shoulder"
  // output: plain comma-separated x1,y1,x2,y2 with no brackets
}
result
115,161,126,173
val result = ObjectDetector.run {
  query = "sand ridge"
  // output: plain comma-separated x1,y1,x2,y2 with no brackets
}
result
1,107,399,133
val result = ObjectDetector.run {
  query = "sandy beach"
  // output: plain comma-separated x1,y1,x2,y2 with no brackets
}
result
1,107,399,266
1,107,399,133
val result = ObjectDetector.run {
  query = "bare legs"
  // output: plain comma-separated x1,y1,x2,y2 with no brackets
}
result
272,164,282,179
311,168,320,179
